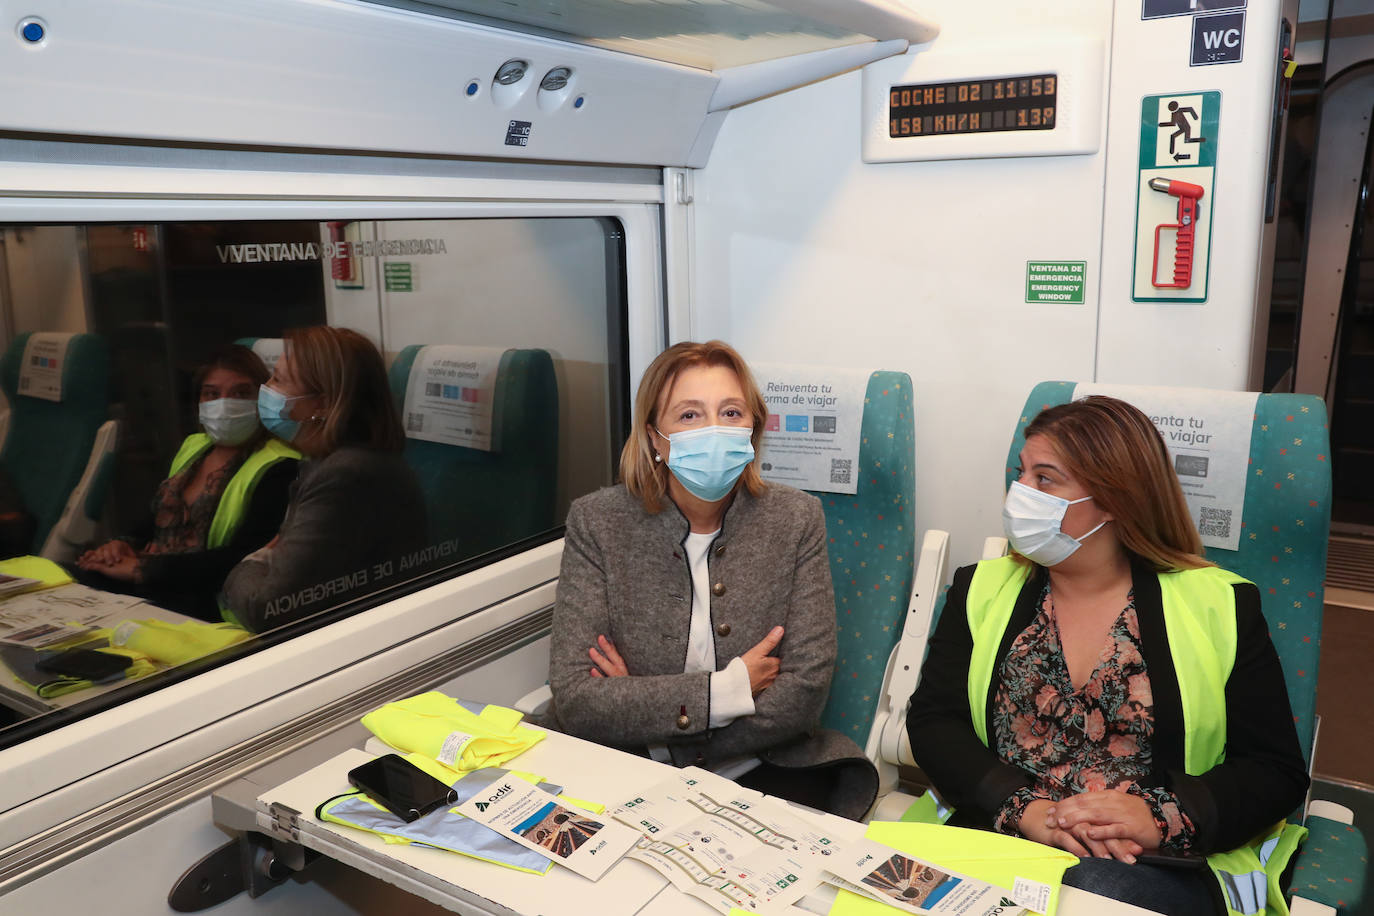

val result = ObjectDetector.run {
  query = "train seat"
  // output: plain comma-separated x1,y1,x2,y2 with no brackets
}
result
805,371,920,768
0,331,115,558
387,344,558,562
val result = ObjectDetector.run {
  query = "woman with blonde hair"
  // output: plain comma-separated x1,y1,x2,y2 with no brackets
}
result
907,396,1307,915
546,340,877,820
221,326,426,632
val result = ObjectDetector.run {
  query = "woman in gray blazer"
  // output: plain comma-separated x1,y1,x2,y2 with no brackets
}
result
221,326,426,632
547,341,877,820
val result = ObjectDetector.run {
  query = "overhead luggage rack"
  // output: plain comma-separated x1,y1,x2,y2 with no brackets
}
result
361,0,939,71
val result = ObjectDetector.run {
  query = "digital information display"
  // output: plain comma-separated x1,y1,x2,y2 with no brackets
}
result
888,74,1057,138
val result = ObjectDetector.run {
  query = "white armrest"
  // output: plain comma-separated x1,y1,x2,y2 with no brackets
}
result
1305,800,1354,824
863,530,949,815
514,684,552,716
1288,898,1337,916
982,536,1008,560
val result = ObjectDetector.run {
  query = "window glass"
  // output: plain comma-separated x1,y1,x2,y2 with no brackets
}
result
0,217,627,742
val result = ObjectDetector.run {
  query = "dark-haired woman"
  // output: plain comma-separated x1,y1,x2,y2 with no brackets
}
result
906,396,1308,916
75,345,300,620
221,326,426,633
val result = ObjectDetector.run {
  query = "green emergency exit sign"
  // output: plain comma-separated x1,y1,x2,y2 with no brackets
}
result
1025,261,1085,303
384,262,413,292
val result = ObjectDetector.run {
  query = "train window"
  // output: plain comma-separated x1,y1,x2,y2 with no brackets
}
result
0,217,628,740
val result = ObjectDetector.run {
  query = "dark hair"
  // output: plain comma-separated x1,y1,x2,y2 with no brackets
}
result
1023,396,1209,572
284,326,405,457
192,343,271,393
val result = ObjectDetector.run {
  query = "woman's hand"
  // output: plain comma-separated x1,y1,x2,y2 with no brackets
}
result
1047,790,1161,857
94,554,143,583
741,626,784,695
589,635,628,678
76,539,136,569
1021,799,1145,863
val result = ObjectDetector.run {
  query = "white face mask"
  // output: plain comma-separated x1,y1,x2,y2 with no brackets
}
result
199,397,261,446
1002,481,1107,566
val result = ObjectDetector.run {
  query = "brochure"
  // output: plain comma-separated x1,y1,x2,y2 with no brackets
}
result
455,773,641,881
825,838,1033,916
607,768,845,914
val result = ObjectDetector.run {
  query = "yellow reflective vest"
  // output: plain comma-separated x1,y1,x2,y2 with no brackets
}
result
168,434,300,549
962,557,1307,916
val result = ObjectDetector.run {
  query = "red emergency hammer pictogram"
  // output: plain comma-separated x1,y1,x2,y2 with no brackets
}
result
1149,178,1205,289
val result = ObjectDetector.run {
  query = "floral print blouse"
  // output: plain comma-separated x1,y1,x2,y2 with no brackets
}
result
141,449,246,557
990,583,1196,851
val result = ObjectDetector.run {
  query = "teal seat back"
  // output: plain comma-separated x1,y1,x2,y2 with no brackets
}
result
1008,381,1330,763
0,332,111,552
388,346,559,560
809,371,916,745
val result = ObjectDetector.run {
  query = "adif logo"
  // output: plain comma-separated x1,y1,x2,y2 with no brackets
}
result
983,898,1018,915
475,782,515,812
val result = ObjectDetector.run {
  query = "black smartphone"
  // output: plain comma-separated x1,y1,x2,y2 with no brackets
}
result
346,754,457,823
1136,849,1208,870
36,648,132,681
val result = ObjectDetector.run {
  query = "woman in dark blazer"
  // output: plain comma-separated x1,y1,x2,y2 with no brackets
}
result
221,326,426,633
547,340,877,820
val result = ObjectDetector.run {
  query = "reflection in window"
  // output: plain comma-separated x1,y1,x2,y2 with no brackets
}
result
0,218,627,737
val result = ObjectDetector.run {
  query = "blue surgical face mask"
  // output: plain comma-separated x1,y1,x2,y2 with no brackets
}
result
199,397,260,447
257,384,306,443
1002,481,1107,566
657,425,755,503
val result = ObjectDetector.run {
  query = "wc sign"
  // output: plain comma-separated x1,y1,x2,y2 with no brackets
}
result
1191,11,1245,66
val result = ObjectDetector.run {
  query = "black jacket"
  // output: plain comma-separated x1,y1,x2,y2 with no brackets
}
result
906,557,1309,855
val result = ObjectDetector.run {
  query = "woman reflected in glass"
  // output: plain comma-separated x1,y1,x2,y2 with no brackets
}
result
74,345,300,620
221,326,426,632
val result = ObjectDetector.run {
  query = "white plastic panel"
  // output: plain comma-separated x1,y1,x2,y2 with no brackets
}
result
366,0,938,70
0,0,718,167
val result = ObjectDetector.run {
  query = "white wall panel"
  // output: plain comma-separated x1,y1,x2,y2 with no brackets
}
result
690,2,1113,571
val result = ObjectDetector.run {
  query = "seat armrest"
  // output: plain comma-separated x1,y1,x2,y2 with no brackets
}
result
514,684,552,717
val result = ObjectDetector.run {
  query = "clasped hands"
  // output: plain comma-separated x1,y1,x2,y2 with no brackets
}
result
74,539,143,583
1021,790,1162,864
588,625,785,696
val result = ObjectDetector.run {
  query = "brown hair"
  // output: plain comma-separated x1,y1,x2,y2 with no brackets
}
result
1022,395,1210,572
283,326,405,458
620,340,768,513
194,344,271,449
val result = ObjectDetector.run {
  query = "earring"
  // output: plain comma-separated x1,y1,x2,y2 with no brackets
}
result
654,453,662,463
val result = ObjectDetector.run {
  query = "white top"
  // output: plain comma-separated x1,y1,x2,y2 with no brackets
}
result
648,529,759,779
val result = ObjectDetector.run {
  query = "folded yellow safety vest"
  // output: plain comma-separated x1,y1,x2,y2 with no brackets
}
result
0,555,73,592
360,693,545,772
107,618,251,665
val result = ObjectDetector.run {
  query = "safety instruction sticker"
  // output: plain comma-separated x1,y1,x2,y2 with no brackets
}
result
1025,261,1086,303
18,333,74,402
752,364,870,495
1075,383,1257,551
401,345,505,451
1132,92,1220,303
457,774,640,881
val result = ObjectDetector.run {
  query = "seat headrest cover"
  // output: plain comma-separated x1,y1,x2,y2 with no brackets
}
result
18,332,79,403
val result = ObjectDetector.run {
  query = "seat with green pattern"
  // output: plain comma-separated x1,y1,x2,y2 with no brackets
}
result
0,332,111,555
807,371,916,750
388,345,558,562
1007,381,1364,915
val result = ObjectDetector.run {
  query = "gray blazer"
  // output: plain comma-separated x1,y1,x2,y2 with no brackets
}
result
547,482,871,790
222,446,427,632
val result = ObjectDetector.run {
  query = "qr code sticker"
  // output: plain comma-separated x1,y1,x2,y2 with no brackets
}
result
830,458,852,485
425,382,442,397
406,412,425,433
1198,506,1231,538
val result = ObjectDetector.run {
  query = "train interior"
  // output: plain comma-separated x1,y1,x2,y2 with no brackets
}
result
0,0,1368,913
